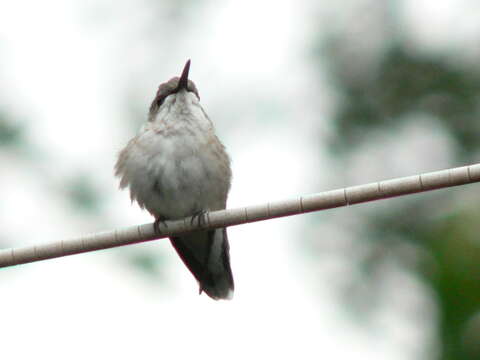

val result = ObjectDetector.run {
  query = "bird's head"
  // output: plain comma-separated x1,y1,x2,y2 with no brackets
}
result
148,59,200,120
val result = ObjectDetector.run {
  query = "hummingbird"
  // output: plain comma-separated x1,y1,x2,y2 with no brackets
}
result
115,60,234,300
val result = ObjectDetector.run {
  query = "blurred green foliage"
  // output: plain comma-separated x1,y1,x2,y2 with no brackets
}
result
327,44,480,161
66,174,104,213
127,251,168,281
320,25,480,360
0,113,25,148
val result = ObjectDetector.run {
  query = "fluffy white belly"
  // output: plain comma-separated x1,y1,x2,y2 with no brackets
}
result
122,130,229,220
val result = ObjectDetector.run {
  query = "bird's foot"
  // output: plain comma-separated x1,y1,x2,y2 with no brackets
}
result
153,217,168,235
190,210,208,229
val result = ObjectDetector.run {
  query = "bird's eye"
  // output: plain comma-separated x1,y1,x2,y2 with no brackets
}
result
156,97,165,107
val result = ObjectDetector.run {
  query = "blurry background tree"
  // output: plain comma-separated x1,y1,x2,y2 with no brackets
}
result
311,2,480,360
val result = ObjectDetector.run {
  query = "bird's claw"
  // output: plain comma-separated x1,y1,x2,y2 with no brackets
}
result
153,217,168,235
190,210,207,228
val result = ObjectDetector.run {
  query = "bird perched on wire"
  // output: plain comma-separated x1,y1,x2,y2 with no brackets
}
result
115,60,234,300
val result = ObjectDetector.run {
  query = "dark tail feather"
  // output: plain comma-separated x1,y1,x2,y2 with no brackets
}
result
170,228,234,300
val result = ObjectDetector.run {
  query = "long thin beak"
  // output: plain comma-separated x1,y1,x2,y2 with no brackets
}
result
177,59,191,91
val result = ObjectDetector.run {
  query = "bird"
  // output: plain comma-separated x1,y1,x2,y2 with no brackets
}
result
114,60,234,300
